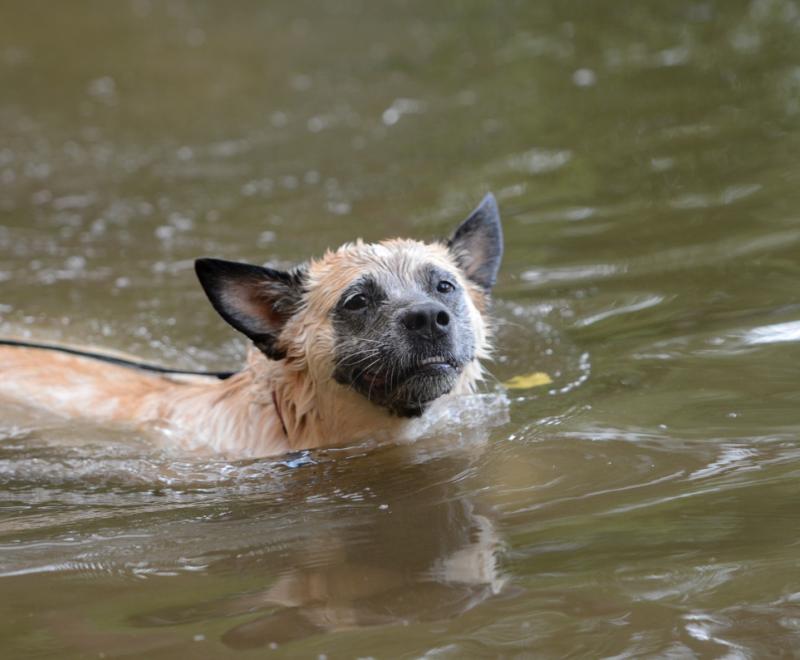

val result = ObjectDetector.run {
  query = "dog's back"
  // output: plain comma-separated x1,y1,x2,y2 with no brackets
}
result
0,343,199,422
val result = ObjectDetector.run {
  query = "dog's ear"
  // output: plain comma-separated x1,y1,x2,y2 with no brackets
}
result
194,258,306,360
447,192,504,290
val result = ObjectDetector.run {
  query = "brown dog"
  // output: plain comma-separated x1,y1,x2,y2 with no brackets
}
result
0,194,503,457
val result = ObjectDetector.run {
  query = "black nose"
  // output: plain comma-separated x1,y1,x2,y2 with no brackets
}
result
401,302,450,340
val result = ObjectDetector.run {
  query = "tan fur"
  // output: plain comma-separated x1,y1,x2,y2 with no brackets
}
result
0,239,492,458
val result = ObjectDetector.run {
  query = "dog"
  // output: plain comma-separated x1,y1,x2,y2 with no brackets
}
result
0,194,503,458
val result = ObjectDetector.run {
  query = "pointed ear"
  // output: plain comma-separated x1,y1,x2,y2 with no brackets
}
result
447,192,504,290
194,258,306,360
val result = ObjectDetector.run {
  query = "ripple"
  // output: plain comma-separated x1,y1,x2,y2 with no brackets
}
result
574,295,665,328
742,320,800,346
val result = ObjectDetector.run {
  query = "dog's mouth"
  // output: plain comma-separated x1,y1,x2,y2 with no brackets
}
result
337,353,463,417
360,356,455,387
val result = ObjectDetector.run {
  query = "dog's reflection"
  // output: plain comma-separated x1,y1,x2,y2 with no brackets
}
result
135,435,506,650
227,448,504,649
223,509,503,648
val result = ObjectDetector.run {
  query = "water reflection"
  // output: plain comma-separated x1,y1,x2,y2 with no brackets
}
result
0,396,511,654
129,442,505,650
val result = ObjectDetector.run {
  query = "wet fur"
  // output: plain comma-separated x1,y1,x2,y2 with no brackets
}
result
0,200,500,458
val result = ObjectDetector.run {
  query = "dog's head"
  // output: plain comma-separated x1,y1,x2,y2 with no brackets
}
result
195,194,502,417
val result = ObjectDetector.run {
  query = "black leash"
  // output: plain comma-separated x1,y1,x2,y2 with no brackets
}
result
0,338,235,380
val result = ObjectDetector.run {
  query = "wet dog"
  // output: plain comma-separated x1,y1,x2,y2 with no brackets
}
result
0,194,503,457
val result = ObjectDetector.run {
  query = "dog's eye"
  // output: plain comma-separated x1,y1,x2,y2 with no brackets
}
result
343,293,369,311
436,280,455,294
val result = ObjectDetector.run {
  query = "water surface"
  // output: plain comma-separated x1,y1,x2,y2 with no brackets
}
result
2,1,800,656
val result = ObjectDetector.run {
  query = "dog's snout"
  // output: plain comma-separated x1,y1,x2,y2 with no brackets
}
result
401,303,451,340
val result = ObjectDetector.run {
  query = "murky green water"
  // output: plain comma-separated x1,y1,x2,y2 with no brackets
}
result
3,1,800,656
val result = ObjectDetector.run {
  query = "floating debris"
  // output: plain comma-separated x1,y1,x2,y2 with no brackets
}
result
503,372,553,389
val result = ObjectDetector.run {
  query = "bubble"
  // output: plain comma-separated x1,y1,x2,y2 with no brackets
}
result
572,68,597,87
290,74,312,91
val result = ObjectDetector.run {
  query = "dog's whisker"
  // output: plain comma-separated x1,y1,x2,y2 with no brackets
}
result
334,355,379,371
363,356,388,402
333,348,381,370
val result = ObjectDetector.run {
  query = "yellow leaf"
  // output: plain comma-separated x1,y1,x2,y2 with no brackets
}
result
503,372,553,390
